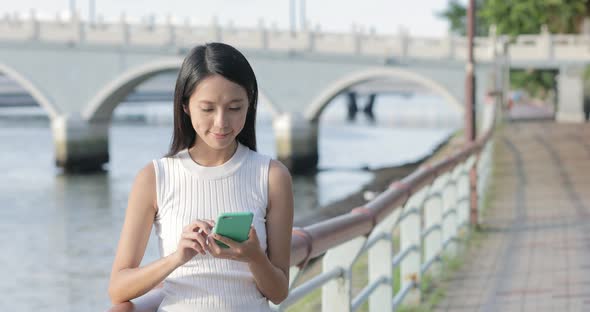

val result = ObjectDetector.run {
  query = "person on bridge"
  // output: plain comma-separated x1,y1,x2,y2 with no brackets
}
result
108,42,294,311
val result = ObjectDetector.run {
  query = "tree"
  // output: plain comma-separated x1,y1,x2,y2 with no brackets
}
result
437,0,488,36
479,0,587,35
438,0,590,99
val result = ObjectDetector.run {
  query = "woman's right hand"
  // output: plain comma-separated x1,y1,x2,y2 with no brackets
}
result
172,219,215,266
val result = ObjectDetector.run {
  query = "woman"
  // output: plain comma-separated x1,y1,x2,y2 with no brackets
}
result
108,42,294,311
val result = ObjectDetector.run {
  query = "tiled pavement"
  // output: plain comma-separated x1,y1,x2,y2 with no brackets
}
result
434,121,590,312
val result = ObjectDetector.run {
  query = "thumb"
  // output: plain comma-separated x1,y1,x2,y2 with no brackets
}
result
249,226,258,239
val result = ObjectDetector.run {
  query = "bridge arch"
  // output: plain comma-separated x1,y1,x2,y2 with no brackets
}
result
83,58,279,122
304,68,463,123
0,63,61,120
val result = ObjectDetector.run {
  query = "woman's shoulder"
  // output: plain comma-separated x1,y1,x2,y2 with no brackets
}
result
268,159,291,185
129,162,158,210
135,162,157,186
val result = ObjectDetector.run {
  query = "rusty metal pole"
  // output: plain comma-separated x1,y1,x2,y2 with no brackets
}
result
466,0,479,227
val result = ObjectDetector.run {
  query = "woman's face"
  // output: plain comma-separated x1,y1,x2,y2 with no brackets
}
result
185,74,249,150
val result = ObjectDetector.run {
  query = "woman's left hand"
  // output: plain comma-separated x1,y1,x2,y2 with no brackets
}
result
206,226,265,263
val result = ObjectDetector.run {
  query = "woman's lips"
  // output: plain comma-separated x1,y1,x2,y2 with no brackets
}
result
211,132,230,139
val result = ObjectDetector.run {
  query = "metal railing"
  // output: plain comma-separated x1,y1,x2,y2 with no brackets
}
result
277,104,496,312
275,123,493,311
106,97,498,312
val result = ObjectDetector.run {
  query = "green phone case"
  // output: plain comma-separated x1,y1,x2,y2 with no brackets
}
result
212,212,253,248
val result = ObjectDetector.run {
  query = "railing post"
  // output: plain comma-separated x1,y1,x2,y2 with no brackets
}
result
442,168,460,257
29,9,40,41
71,12,84,43
457,161,471,231
540,24,554,60
120,13,130,46
166,14,176,47
423,176,444,277
488,25,498,61
211,16,221,42
368,208,400,312
309,24,320,52
399,28,409,59
322,236,366,312
399,188,426,306
446,32,455,60
354,28,362,55
258,18,268,50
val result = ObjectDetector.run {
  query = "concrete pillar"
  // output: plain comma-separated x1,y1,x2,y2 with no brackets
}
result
346,91,358,121
272,112,318,174
556,66,585,122
51,114,109,173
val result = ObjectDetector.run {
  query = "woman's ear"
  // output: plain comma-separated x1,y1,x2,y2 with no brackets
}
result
182,104,190,115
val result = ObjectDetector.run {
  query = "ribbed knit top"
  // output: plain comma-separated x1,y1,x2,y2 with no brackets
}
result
152,143,273,312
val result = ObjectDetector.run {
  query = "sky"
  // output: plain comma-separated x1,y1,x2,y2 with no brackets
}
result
0,0,465,37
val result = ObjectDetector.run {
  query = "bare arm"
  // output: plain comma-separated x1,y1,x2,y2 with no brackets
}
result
109,162,215,304
108,163,177,304
248,160,294,304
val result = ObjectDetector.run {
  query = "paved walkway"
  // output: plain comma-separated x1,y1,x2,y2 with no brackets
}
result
434,121,590,312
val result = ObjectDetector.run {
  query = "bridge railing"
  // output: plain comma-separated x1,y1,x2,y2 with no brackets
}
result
0,14,503,62
105,92,498,312
7,14,590,63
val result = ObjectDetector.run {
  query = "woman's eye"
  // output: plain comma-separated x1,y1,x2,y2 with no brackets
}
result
201,108,214,112
229,107,242,111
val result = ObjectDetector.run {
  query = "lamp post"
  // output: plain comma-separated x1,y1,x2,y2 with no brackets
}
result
300,0,306,31
89,0,96,23
70,0,76,19
465,0,478,227
290,0,296,35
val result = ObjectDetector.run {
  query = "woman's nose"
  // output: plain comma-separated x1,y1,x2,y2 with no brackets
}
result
214,111,229,128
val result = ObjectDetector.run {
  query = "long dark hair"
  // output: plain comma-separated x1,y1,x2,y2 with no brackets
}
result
166,42,258,157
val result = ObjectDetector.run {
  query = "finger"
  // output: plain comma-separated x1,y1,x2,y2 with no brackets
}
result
181,240,204,255
184,239,204,255
249,226,257,238
212,234,238,248
186,220,213,235
207,236,224,255
184,222,204,233
182,232,208,250
194,220,214,234
204,219,216,227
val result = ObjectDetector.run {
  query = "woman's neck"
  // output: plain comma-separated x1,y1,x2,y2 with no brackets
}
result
188,140,238,167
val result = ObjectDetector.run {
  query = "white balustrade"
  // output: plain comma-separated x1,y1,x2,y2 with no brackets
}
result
5,16,568,63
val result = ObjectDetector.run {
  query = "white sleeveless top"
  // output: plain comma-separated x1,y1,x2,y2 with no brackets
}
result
152,143,273,312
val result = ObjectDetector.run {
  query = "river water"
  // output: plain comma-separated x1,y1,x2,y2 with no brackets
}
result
0,93,459,311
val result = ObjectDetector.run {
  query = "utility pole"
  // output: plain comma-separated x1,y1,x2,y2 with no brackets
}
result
465,0,478,227
70,0,77,19
290,0,296,35
89,0,96,23
300,0,306,31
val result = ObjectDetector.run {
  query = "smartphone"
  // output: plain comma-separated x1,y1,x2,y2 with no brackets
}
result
212,212,253,248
